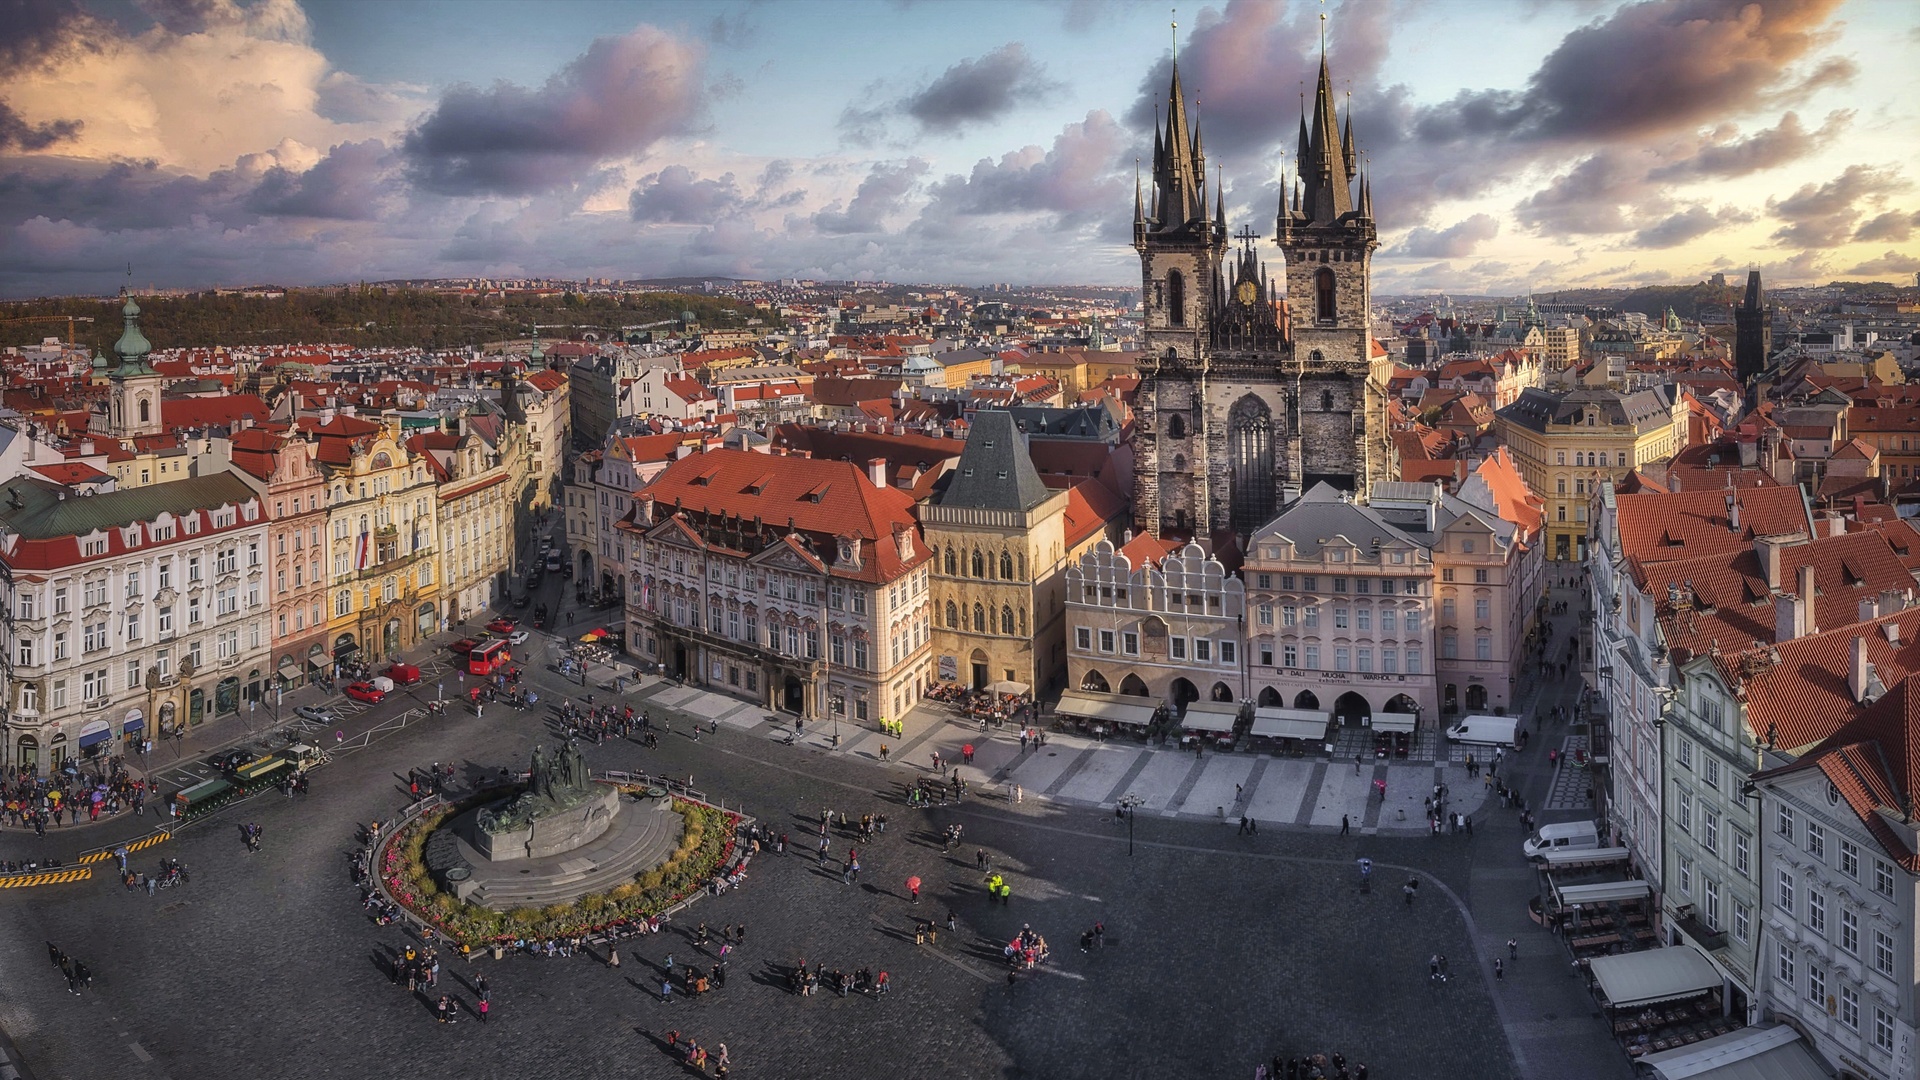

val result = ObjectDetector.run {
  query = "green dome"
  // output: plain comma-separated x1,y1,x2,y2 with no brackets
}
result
114,292,152,363
92,350,109,370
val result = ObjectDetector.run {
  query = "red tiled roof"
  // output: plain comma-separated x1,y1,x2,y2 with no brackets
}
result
1117,531,1181,568
1061,480,1125,549
1615,486,1812,566
1711,607,1920,754
164,394,271,428
1759,674,1920,871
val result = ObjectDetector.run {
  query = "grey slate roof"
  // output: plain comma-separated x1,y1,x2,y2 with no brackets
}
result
1250,482,1431,555
934,409,1051,512
0,472,258,540
1496,385,1675,435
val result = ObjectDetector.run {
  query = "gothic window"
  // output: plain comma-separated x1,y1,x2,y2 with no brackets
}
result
971,550,984,578
1167,270,1186,327
1228,395,1275,537
943,548,956,575
1314,267,1336,321
1167,413,1187,440
973,604,985,633
1000,551,1013,579
945,600,958,628
1000,606,1014,635
1173,454,1187,472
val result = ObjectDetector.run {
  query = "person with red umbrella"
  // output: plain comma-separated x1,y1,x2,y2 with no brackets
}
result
906,875,921,904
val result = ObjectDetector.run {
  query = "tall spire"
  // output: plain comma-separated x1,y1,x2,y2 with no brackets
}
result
1134,158,1145,234
1150,34,1204,231
1342,92,1357,176
1215,167,1226,232
1299,45,1355,225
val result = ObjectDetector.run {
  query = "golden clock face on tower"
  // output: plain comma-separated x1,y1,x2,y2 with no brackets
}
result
1236,280,1257,305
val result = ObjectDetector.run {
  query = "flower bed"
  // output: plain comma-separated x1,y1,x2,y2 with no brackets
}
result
378,785,740,947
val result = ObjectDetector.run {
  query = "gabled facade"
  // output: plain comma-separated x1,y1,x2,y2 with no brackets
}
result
310,416,441,671
1065,535,1244,709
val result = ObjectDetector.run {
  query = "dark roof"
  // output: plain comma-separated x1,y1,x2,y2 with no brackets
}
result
0,471,258,540
1496,385,1675,435
1250,482,1429,555
934,410,1051,512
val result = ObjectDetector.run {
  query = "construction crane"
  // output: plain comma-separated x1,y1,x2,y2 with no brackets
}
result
0,314,96,348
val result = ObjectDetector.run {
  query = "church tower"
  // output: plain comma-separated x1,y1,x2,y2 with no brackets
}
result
1275,52,1380,496
107,291,166,439
1132,55,1227,539
1734,269,1771,384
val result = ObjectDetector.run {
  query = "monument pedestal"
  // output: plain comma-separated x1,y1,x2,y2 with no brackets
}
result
468,783,620,862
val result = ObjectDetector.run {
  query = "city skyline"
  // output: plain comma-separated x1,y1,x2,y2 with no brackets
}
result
1,0,1916,299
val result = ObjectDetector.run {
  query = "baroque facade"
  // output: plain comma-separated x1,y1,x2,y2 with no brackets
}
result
1132,51,1386,542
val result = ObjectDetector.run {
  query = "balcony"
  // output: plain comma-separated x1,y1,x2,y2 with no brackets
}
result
1671,905,1727,951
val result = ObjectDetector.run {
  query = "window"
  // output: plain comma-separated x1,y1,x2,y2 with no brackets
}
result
1776,869,1795,916
1098,630,1114,653
1304,606,1319,629
1733,901,1751,944
1474,597,1490,622
1777,805,1795,841
1334,608,1349,629
84,578,106,607
125,611,140,642
1807,963,1825,1006
1076,628,1091,650
1841,839,1860,879
1704,877,1720,928
1702,812,1718,855
1356,647,1372,672
1676,789,1692,833
1703,757,1719,791
1806,822,1826,860
1382,648,1397,673
1220,641,1235,664
1775,943,1795,988
1258,603,1274,626
84,621,106,652
1405,611,1421,635
1283,644,1298,667
53,586,68,614
1808,886,1825,935
1304,646,1319,669
1475,636,1491,661
1678,855,1693,895
1356,608,1371,631
1876,1008,1897,1053
1406,648,1422,674
1194,639,1211,662
1841,909,1859,955
1840,985,1859,1030
1873,930,1895,977
1280,605,1295,627
51,631,66,661
335,591,351,617
1171,638,1187,660
1874,859,1895,898
158,606,174,636
1735,832,1751,878
1122,632,1138,654
50,679,65,708
1334,647,1349,671
1677,739,1693,770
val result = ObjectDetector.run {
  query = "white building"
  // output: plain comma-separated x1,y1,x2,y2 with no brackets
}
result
1064,535,1245,709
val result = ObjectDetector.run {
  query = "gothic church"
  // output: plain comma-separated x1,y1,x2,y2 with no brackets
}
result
1132,50,1388,542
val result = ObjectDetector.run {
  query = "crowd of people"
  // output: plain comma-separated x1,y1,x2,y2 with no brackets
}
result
1256,1053,1370,1079
46,942,94,996
3,759,149,832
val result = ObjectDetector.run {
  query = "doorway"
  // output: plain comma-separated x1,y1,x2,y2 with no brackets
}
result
782,676,805,714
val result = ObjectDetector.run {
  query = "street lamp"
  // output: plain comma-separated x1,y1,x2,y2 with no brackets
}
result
1117,794,1144,856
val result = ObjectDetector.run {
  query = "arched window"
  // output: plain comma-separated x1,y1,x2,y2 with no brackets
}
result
971,550,984,578
1000,606,1014,635
1167,270,1186,327
945,600,958,628
999,551,1013,579
1017,553,1025,579
1018,608,1027,635
1167,413,1187,440
1173,454,1186,472
943,548,955,575
1314,267,1336,321
1321,390,1334,411
972,604,985,633
137,397,151,424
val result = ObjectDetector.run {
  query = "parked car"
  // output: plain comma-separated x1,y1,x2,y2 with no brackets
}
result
486,618,517,634
512,594,531,609
293,705,338,724
343,682,386,704
205,749,251,772
384,663,422,686
508,629,530,645
448,638,478,655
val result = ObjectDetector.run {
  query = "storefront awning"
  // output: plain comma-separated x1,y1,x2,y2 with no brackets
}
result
1539,846,1633,869
1589,946,1721,1009
1554,880,1652,906
988,680,1030,696
1640,1024,1828,1080
1250,707,1330,740
307,657,328,670
278,658,300,679
1180,701,1239,732
78,719,112,748
1053,691,1157,727
1371,711,1418,733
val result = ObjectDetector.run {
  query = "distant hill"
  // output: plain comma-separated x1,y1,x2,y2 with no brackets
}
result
1614,282,1741,320
0,286,758,352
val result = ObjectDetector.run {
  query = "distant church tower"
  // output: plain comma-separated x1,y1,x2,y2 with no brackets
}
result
105,291,165,439
1734,269,1771,384
1132,42,1382,544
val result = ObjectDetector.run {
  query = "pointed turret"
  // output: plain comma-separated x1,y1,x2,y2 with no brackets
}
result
1215,170,1226,233
1133,166,1146,240
1298,53,1355,226
1342,105,1357,176
1359,173,1373,220
1296,112,1310,178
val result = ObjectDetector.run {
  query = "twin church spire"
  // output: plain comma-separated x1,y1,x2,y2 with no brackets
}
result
1280,51,1371,235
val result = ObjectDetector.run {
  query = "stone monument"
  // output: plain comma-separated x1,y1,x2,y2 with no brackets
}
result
470,741,620,861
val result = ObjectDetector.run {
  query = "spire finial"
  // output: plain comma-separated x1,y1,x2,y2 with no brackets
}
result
1171,8,1178,63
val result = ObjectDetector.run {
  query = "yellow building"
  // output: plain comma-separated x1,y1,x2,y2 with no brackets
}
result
310,414,442,672
1493,386,1684,563
924,411,1122,696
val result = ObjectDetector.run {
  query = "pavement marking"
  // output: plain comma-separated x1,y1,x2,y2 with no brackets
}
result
127,1043,151,1062
1158,752,1210,816
0,867,90,888
1290,761,1329,826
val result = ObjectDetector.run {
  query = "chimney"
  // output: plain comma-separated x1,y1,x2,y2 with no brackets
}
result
1726,493,1739,534
1777,593,1803,643
1880,588,1906,616
1860,597,1881,624
1850,636,1872,703
1757,536,1783,591
867,457,888,489
1798,564,1817,636
80,439,95,456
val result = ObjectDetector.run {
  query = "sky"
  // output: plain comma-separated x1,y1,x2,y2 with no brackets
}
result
0,0,1917,299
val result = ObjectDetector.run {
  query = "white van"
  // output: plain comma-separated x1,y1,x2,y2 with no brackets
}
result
1445,714,1518,748
1523,819,1601,860
545,552,562,572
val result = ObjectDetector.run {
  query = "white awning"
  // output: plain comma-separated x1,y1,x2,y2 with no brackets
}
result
1181,701,1239,732
1250,707,1330,740
1372,711,1418,733
1053,691,1157,727
1640,1024,1828,1080
1589,946,1721,1009
1539,846,1633,869
988,680,1030,696
1555,880,1652,906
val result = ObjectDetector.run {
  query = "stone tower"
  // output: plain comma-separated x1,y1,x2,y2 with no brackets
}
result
1734,269,1770,384
1132,43,1382,545
107,291,166,439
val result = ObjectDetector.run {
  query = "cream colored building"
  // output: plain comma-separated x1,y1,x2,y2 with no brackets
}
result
309,415,442,670
1493,386,1685,562
924,411,1118,697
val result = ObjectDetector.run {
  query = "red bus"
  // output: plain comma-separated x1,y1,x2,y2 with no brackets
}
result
468,640,512,677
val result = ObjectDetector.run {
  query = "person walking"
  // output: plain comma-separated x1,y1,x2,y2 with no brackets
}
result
1507,938,1518,961
1494,958,1504,981
478,996,489,1024
1341,814,1350,836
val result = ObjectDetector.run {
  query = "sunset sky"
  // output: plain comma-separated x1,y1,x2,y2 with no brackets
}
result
2,0,1916,298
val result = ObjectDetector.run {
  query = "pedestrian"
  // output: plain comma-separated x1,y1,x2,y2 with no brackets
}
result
478,997,488,1024
1014,783,1023,804
1507,938,1518,961
608,946,620,969
1494,958,1504,981
661,977,674,1002
946,910,957,933
1438,955,1450,982
1429,954,1441,983
1354,754,1363,775
1093,920,1104,947
1341,814,1350,836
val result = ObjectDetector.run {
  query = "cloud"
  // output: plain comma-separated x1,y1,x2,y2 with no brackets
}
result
1842,251,1920,277
403,26,706,196
1514,151,1650,235
1649,110,1848,182
1629,205,1752,249
246,138,394,220
901,44,1061,135
1393,213,1499,258
0,0,99,75
628,166,745,224
811,159,928,234
1854,209,1920,243
1768,164,1909,247
0,101,80,150
920,110,1126,222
